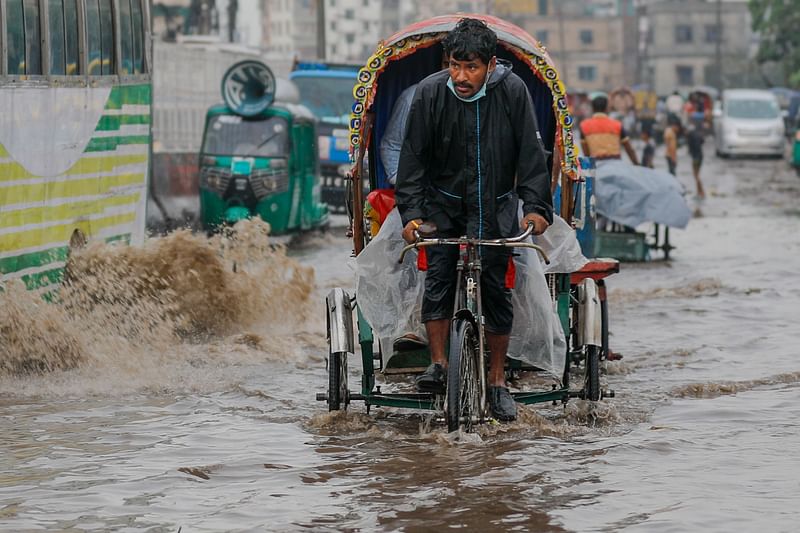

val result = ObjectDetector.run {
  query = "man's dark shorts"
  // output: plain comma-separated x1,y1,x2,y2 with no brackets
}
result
421,231,514,335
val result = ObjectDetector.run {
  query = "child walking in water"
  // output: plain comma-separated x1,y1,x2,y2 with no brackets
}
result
663,115,680,176
686,122,706,199
640,130,655,169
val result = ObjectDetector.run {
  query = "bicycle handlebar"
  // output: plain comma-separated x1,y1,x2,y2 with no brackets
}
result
398,222,550,265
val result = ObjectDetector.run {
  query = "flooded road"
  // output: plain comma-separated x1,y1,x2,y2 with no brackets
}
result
2,147,799,532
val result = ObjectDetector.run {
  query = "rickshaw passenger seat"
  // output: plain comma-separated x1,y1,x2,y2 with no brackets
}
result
570,258,620,284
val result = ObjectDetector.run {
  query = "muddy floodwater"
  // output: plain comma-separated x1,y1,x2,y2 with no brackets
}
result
2,149,799,532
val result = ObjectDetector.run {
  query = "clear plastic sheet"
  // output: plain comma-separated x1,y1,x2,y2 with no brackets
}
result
354,209,584,379
594,159,691,229
533,210,588,275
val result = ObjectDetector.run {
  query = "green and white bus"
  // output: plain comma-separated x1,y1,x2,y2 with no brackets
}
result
0,0,151,293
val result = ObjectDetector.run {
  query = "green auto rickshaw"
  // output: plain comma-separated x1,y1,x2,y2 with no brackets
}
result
198,60,328,234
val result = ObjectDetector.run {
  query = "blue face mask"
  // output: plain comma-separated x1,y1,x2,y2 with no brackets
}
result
447,68,493,103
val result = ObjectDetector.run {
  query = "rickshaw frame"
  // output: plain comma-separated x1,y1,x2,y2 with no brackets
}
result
317,14,617,421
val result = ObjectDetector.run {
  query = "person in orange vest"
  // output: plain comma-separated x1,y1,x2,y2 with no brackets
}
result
579,94,639,165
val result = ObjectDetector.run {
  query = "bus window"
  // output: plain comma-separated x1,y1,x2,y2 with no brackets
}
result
85,0,101,74
47,0,79,75
98,0,114,74
130,0,145,73
64,0,79,74
86,0,115,75
118,0,133,74
6,0,25,74
48,0,66,74
23,0,42,74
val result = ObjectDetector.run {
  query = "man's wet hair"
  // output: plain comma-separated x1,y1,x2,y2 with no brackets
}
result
442,18,497,65
591,96,608,113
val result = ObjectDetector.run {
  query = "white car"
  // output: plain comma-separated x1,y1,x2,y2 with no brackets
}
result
714,89,785,158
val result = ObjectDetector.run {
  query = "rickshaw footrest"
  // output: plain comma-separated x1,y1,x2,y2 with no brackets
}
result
316,392,367,402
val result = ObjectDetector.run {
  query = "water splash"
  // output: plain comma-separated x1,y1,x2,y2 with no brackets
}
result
0,281,85,374
672,372,800,399
306,410,376,433
609,277,723,303
0,219,316,396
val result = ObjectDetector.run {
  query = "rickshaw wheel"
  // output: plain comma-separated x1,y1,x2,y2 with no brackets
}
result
584,346,601,401
328,351,348,411
446,319,481,432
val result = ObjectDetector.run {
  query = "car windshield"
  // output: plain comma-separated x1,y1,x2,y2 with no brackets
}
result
726,98,780,119
293,76,355,125
202,115,289,157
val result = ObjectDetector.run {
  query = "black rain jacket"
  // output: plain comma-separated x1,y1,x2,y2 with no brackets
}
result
395,60,553,239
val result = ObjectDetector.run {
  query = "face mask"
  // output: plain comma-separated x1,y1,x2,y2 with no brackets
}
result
447,67,493,103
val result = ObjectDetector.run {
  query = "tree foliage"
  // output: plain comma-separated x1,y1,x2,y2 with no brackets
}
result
750,0,800,86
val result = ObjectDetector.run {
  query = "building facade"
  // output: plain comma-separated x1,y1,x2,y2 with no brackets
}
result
265,0,406,63
521,15,628,93
322,0,383,63
263,0,318,59
640,0,753,95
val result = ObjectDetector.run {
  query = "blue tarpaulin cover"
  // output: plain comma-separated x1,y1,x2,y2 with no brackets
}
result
594,160,691,229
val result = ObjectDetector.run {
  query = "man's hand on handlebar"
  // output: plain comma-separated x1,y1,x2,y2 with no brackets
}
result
402,219,424,244
520,213,549,235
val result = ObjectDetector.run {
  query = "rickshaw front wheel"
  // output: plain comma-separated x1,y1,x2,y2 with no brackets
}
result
328,351,348,411
584,345,601,402
446,319,481,432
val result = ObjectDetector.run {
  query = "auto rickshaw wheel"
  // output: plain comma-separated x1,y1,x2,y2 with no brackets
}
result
446,319,481,432
327,351,348,411
584,345,601,401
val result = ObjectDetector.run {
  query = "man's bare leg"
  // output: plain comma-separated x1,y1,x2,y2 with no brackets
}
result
425,319,450,367
486,332,510,386
693,161,705,198
415,318,450,392
486,331,516,420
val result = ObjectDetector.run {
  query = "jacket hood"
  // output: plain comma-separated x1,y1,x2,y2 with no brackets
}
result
487,59,513,88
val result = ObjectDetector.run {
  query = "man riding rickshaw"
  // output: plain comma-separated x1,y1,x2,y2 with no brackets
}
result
392,18,554,421
319,14,615,432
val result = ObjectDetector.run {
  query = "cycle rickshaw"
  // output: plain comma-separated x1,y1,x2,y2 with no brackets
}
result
316,15,618,431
